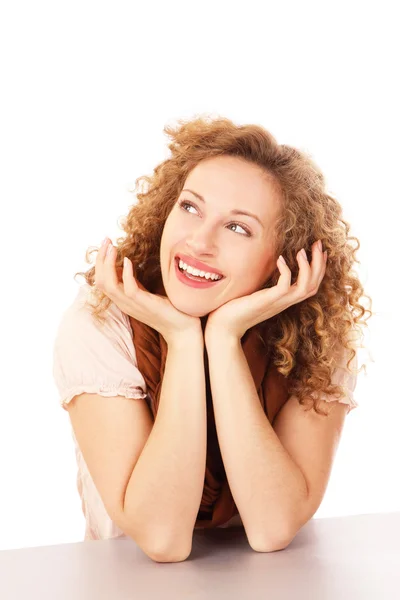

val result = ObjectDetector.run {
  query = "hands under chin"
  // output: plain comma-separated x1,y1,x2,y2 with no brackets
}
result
204,241,328,342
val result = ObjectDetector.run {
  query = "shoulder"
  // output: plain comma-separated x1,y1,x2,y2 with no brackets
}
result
52,284,147,409
55,284,136,353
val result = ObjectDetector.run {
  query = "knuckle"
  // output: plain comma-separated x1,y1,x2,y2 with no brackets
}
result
298,286,308,299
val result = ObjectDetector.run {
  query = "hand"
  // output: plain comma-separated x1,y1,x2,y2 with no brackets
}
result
205,240,328,341
94,238,202,344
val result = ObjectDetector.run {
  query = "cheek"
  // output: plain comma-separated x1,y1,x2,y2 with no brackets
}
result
159,231,170,274
160,221,181,270
162,215,190,254
233,257,272,292
236,260,261,281
228,263,259,295
160,220,174,253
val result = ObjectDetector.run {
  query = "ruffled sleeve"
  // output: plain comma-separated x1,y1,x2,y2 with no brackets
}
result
312,345,359,413
52,284,148,410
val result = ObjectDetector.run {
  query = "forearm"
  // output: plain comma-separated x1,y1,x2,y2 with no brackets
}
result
124,330,206,557
206,332,308,551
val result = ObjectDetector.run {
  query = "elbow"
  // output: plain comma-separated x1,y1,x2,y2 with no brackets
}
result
144,532,192,562
249,534,293,553
125,521,192,563
247,521,298,554
110,504,192,562
147,544,192,563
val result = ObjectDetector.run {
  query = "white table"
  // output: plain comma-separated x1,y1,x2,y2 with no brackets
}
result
1,512,399,599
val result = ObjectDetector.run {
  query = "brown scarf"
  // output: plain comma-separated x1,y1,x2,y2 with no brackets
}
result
128,274,290,529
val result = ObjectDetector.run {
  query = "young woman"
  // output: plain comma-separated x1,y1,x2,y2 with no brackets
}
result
53,115,371,562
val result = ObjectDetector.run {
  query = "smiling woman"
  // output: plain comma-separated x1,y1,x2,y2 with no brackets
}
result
53,114,372,558
158,155,282,317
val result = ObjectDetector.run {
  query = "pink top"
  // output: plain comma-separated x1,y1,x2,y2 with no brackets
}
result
52,283,359,541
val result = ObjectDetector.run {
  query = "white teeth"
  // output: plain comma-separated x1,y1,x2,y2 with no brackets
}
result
178,259,222,281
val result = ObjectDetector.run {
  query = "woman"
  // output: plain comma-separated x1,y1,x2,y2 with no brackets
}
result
53,115,372,562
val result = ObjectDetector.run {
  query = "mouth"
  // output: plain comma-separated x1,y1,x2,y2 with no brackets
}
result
174,256,225,288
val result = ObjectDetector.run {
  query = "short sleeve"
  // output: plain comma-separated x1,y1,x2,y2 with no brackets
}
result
312,346,359,414
52,284,148,410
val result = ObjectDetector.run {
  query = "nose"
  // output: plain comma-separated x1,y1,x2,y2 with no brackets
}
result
185,223,217,255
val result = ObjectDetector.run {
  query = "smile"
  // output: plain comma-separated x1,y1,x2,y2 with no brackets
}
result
174,257,224,289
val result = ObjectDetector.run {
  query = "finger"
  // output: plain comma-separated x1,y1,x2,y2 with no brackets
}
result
309,240,327,293
96,239,120,294
295,247,312,297
94,238,110,288
103,242,120,289
122,257,139,296
276,255,292,293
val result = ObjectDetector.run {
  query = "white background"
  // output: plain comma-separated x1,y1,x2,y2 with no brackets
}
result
0,0,398,550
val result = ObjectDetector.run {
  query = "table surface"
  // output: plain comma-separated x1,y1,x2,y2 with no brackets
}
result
1,511,399,599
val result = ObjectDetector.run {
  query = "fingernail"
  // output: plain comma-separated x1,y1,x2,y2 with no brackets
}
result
106,243,113,256
301,248,307,260
318,240,322,251
101,237,108,246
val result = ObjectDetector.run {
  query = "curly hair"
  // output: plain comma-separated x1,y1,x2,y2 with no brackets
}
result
74,114,373,416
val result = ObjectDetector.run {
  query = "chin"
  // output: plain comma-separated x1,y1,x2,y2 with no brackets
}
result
170,298,210,319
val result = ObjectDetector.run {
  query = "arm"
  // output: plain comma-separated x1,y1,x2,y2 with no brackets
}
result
205,331,308,553
123,329,206,560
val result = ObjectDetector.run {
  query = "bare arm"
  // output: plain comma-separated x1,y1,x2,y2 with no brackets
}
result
205,331,309,552
122,329,206,560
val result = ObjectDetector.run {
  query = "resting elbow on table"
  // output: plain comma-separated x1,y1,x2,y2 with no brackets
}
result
146,542,192,563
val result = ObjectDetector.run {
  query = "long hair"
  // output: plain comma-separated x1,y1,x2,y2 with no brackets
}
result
75,114,372,416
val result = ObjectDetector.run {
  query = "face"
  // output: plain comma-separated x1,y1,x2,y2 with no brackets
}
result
160,155,282,318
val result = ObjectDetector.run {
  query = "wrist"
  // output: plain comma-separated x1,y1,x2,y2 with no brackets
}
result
166,326,204,350
204,325,240,348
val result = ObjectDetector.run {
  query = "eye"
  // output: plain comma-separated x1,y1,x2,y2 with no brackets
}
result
227,223,250,236
180,200,197,215
179,200,252,237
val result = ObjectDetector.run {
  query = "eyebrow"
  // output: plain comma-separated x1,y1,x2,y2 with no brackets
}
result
181,189,264,228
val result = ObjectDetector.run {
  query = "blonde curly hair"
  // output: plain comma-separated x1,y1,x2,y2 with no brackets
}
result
75,114,372,416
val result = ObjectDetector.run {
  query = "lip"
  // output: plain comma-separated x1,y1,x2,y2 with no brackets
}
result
174,257,223,288
175,253,224,276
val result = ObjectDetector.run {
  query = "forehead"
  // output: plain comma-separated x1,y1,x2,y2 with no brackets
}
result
183,156,281,222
